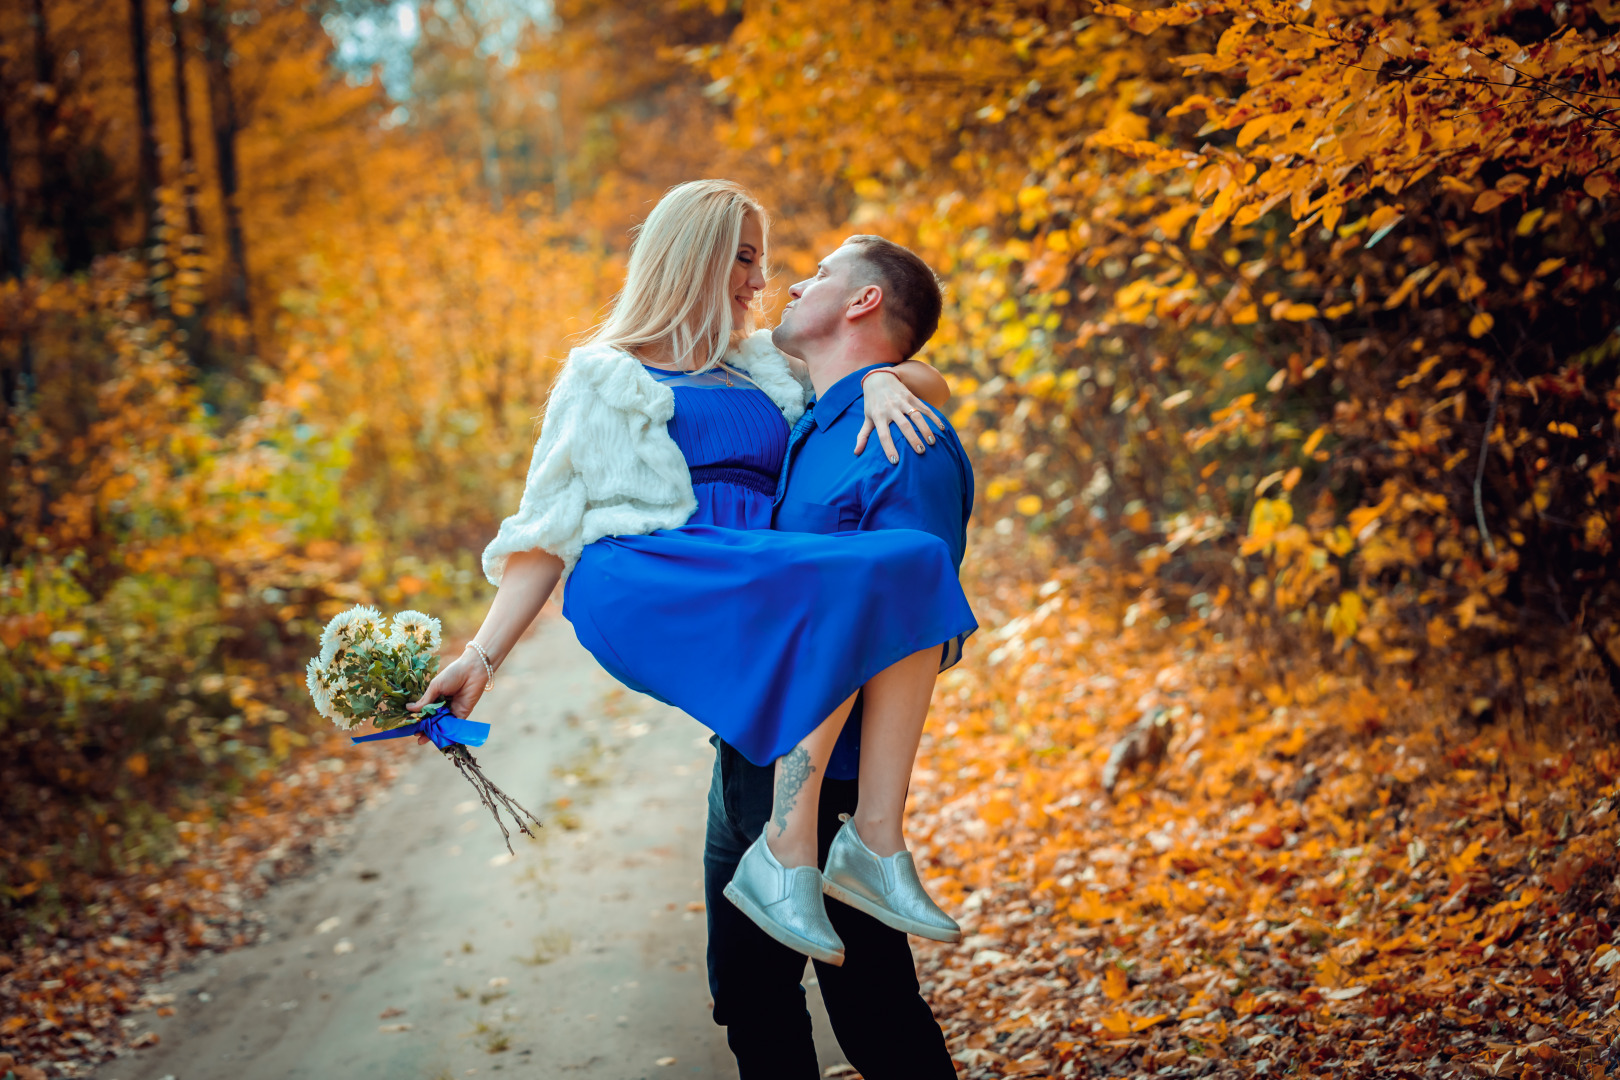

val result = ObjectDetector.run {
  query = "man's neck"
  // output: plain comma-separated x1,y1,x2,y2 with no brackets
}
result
805,336,900,397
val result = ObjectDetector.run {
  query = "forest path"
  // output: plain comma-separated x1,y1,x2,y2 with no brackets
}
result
93,618,846,1080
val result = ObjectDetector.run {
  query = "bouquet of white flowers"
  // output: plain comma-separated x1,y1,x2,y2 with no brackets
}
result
306,605,541,853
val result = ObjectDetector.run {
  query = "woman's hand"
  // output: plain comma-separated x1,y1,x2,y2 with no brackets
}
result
406,651,487,745
856,368,940,464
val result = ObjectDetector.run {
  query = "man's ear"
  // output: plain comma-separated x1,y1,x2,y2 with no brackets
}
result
843,283,883,323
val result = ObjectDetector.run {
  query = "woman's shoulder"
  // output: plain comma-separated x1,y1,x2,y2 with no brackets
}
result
553,340,672,418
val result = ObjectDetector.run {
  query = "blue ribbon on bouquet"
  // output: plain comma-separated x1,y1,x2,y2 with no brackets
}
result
351,703,489,750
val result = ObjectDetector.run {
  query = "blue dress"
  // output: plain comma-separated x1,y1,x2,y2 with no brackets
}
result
561,370,978,769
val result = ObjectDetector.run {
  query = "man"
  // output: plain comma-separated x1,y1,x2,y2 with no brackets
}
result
702,235,972,1079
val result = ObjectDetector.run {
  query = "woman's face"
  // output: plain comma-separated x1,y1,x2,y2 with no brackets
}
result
729,211,767,325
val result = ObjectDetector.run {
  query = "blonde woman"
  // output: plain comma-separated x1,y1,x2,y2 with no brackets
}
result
408,181,974,974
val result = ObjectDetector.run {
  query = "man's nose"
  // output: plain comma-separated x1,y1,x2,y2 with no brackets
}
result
788,280,805,299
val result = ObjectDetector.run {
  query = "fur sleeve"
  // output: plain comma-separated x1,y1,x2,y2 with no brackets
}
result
481,358,592,585
481,344,698,585
730,328,809,424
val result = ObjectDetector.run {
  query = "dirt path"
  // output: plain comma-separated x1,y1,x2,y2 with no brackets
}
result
93,618,848,1080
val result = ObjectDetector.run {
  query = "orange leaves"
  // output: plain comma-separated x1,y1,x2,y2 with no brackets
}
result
1099,1008,1169,1034
907,554,1620,1078
1103,964,1130,1000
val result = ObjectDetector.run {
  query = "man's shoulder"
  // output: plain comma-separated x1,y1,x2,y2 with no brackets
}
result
861,406,970,483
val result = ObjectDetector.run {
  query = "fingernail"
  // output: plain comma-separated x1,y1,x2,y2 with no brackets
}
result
890,455,898,464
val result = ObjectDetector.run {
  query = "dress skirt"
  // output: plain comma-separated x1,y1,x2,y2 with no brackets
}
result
564,520,975,768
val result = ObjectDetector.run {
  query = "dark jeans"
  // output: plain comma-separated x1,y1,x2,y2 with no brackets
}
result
703,738,956,1080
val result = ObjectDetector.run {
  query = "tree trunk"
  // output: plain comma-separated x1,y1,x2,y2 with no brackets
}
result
165,0,209,363
127,0,161,277
201,0,251,337
544,73,570,212
477,84,504,214
166,2,203,239
0,67,21,283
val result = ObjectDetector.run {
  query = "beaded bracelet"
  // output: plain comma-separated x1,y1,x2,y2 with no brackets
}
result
464,640,496,691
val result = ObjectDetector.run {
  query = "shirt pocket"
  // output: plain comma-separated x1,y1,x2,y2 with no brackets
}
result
776,500,842,534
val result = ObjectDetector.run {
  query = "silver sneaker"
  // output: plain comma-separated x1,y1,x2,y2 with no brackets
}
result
822,815,962,943
723,834,846,966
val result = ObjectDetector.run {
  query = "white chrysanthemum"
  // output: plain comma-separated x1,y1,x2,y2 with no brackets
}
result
305,655,335,720
389,610,442,651
321,604,378,648
326,605,387,659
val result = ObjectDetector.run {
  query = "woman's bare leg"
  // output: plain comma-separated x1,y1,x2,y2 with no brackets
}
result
852,646,940,857
767,691,857,869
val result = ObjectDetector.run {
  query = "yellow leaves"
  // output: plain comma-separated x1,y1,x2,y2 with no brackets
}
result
1153,202,1203,238
1237,114,1276,148
977,429,1001,452
1301,426,1327,456
1515,208,1545,236
1448,839,1484,877
1548,421,1579,437
1496,173,1531,196
1016,495,1043,516
1367,205,1403,233
1324,526,1356,557
126,752,150,778
1469,312,1495,338
1585,174,1614,199
1534,257,1565,278
1242,498,1293,555
1231,303,1259,324
1484,889,1541,916
1472,190,1509,214
1384,264,1436,309
1325,592,1364,642
1272,301,1318,321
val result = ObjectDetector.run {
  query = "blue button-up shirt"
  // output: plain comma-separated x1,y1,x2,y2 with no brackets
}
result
772,363,975,779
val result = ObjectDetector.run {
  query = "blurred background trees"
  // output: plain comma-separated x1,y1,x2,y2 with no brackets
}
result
2,0,1616,948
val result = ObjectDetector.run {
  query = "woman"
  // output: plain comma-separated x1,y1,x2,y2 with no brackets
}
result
409,180,976,965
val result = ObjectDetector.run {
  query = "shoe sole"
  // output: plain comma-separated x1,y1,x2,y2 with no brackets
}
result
821,877,964,943
722,881,847,966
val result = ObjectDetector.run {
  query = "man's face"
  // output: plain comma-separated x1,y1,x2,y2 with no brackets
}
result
772,244,866,360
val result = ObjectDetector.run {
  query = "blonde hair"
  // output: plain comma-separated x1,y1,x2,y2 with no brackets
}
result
587,179,767,371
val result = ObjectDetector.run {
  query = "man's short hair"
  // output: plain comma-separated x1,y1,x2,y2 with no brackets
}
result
843,235,943,359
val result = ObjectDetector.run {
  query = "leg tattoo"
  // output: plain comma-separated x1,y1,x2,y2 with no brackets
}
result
772,746,816,837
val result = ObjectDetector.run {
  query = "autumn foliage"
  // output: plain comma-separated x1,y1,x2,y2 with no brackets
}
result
3,0,1620,1074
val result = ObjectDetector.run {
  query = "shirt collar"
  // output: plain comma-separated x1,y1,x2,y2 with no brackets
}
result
811,364,895,430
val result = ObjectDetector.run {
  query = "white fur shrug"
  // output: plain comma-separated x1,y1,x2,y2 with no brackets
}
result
481,330,810,585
